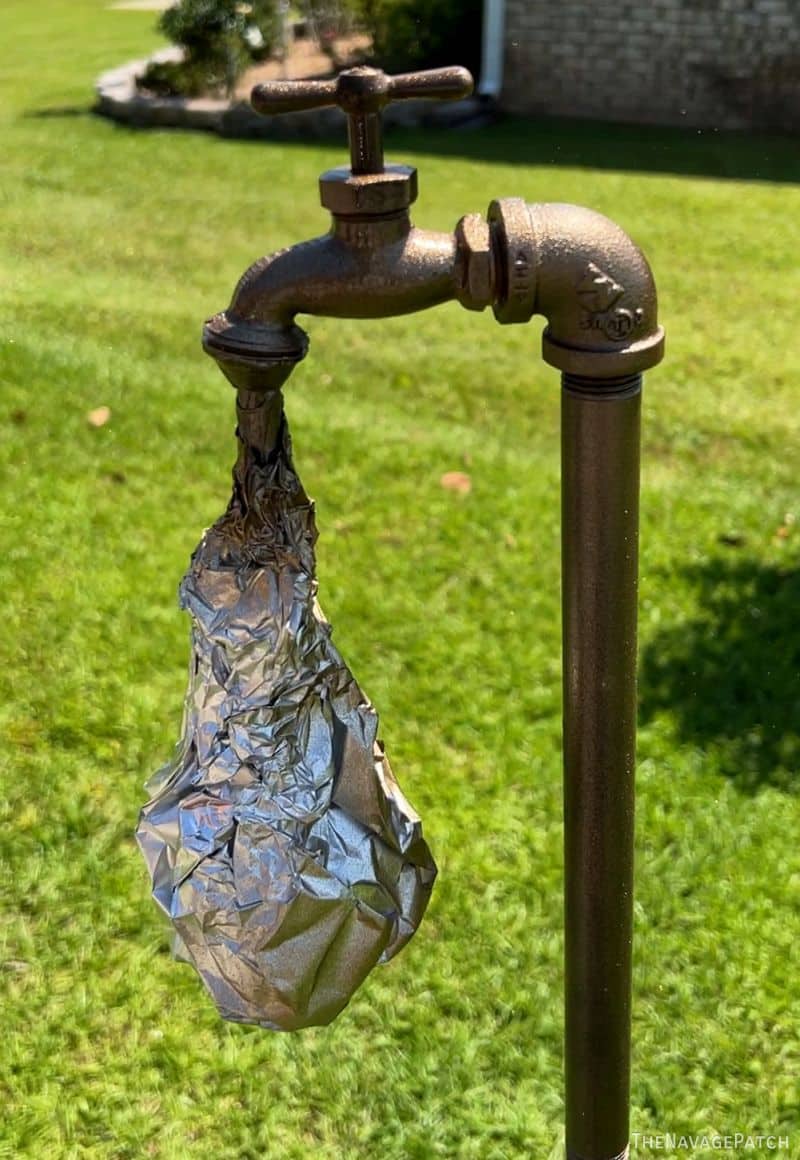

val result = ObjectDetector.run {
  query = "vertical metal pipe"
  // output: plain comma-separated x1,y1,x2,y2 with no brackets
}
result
348,112,384,175
561,371,642,1160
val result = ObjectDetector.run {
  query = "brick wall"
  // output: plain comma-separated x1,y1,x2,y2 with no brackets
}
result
502,0,800,131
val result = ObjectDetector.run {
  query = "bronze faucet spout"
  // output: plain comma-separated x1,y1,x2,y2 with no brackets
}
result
202,211,458,392
229,222,457,326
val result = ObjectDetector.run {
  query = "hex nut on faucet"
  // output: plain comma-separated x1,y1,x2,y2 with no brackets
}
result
455,213,494,311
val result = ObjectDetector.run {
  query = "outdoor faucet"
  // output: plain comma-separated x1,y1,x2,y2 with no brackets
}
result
203,66,663,394
195,65,665,1160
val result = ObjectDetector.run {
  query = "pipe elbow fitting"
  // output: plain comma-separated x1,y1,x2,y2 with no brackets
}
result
487,199,664,378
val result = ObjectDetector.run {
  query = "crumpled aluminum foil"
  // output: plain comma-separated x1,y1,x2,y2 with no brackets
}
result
136,397,436,1030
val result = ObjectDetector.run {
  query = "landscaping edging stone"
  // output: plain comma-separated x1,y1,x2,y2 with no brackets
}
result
94,51,488,139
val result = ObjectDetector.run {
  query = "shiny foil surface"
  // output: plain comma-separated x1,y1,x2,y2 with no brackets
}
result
136,393,436,1030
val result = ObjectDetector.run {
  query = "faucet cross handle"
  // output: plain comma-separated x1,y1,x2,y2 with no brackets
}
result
251,65,474,176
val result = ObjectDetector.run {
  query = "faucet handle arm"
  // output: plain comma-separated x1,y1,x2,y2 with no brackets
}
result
251,65,474,176
387,67,473,103
250,78,338,115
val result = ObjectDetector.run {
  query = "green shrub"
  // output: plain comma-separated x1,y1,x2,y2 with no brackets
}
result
359,0,482,79
141,0,281,98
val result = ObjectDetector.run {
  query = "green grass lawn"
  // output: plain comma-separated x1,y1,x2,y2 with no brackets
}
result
2,2,799,1156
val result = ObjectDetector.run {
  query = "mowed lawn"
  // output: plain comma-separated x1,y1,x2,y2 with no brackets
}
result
1,2,799,1157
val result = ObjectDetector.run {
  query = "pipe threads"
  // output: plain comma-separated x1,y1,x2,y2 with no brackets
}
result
562,371,642,398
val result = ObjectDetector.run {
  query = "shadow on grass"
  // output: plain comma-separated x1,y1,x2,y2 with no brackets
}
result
24,105,93,119
640,556,800,794
33,98,800,185
387,114,800,185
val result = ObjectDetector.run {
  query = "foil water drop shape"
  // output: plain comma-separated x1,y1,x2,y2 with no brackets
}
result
136,397,436,1030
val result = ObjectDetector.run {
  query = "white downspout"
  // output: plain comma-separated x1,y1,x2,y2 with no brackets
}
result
478,0,505,98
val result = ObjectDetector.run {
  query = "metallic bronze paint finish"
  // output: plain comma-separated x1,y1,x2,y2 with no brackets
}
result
562,374,641,1160
196,64,665,1157
252,66,474,175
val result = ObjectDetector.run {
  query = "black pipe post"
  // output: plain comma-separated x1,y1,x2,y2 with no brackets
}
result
561,372,642,1160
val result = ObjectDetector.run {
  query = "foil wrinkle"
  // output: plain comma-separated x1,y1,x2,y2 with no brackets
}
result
136,397,436,1030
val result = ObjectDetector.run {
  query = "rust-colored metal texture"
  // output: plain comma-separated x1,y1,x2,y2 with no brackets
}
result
203,66,663,394
562,372,641,1160
251,65,473,174
199,65,666,1160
